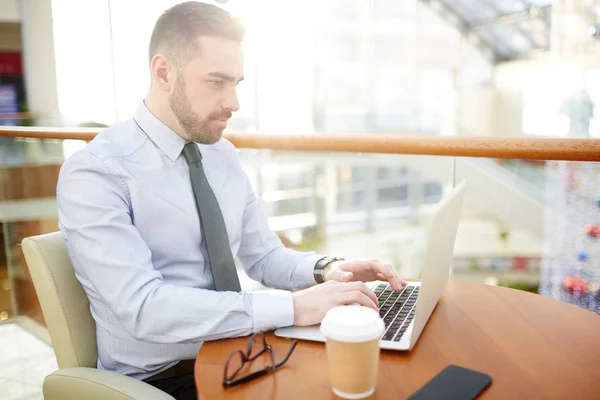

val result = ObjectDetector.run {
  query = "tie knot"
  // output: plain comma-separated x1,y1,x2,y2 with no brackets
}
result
183,142,202,165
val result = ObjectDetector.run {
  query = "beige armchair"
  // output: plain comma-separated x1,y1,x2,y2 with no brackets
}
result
21,232,175,400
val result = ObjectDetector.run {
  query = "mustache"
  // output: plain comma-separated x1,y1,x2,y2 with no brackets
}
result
209,110,232,120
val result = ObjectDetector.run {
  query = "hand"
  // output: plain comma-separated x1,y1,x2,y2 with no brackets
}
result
292,281,379,326
323,259,406,291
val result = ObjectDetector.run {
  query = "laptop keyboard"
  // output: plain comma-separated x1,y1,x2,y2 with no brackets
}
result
374,283,419,342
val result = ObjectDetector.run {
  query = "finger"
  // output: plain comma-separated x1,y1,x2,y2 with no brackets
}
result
328,268,354,283
341,291,378,311
384,264,406,284
365,260,395,281
383,263,407,290
376,273,405,290
319,279,341,287
365,260,402,291
341,282,379,307
348,259,393,282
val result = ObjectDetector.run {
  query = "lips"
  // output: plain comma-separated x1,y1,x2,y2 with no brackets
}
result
210,111,232,129
213,119,228,129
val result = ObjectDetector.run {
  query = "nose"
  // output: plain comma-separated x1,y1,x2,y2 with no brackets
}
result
222,88,240,113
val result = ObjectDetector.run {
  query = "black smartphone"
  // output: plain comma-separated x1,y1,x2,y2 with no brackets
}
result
407,365,492,400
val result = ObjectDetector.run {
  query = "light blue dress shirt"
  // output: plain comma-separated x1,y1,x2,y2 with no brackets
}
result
57,102,321,380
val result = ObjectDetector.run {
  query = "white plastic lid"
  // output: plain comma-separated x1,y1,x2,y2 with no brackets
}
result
320,306,385,343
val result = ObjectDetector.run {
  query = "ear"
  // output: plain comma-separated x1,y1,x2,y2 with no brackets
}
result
150,54,176,92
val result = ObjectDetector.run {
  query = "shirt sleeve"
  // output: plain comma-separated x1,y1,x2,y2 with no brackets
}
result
236,173,323,292
57,151,290,343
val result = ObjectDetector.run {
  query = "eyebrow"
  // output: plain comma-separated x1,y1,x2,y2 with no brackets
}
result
208,72,244,83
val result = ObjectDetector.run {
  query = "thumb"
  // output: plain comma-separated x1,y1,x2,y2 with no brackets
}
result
329,270,354,282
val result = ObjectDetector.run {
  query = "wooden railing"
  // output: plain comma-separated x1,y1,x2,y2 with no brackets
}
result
1,126,600,161
0,112,46,121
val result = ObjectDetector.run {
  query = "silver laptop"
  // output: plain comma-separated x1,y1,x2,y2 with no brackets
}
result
275,180,466,351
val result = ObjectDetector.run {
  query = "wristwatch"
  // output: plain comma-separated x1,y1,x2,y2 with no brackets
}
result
313,256,345,284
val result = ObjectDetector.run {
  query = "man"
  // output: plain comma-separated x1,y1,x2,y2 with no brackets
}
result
559,88,594,138
57,2,405,399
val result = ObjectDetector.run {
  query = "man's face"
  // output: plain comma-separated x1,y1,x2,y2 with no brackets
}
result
169,36,244,144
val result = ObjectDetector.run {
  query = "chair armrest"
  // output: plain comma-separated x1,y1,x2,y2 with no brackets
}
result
43,367,176,400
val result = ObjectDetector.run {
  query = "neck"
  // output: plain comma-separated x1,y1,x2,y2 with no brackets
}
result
144,90,189,141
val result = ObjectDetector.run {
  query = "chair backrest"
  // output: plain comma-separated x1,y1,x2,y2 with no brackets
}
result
21,231,97,369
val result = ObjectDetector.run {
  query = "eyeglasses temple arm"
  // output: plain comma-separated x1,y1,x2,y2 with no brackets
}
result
224,367,269,388
274,340,298,369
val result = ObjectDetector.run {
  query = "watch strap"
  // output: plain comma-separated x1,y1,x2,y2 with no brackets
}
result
313,256,345,283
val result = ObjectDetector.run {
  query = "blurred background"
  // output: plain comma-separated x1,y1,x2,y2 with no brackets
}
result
1,3,600,391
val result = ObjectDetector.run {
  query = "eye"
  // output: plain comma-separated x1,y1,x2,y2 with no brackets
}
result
210,80,224,87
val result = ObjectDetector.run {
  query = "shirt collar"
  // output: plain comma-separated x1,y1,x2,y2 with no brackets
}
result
133,101,186,162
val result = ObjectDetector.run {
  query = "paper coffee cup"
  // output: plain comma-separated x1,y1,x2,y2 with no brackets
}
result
320,306,385,399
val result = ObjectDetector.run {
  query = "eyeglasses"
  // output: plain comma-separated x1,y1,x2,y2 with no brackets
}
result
222,332,298,388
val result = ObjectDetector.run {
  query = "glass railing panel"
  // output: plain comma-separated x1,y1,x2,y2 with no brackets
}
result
452,157,545,292
238,149,456,285
465,157,554,203
455,158,600,314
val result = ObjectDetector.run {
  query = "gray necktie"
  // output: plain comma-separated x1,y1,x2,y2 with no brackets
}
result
183,142,241,292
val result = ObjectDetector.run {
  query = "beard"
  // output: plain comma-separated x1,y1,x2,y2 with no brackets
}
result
169,76,232,144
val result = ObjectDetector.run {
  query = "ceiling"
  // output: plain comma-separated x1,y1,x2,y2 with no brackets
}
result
422,0,556,62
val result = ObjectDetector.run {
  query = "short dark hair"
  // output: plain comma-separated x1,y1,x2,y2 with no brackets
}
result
148,1,245,65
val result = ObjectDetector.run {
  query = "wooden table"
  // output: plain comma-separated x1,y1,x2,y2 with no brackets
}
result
195,281,600,399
